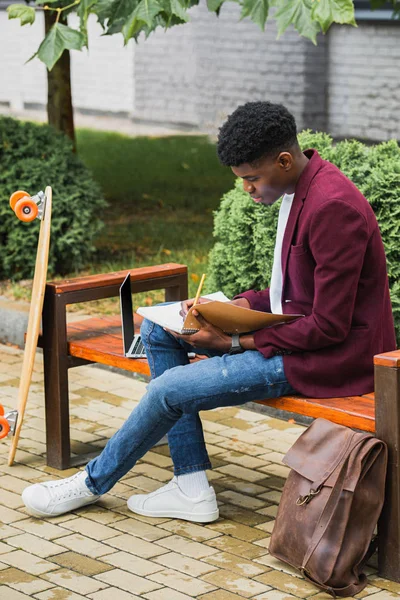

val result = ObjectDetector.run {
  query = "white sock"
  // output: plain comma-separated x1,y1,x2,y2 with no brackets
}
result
176,470,209,498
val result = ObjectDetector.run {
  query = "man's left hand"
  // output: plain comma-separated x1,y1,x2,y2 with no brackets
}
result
166,311,231,352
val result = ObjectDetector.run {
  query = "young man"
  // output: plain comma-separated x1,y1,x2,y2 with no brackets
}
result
22,102,396,520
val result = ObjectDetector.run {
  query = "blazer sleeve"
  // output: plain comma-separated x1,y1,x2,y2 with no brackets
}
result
252,199,370,358
233,288,271,313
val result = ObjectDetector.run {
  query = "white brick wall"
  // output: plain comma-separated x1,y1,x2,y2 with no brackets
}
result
1,7,400,141
328,23,400,140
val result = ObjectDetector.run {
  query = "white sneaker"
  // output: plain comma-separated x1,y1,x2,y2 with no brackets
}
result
127,477,219,523
22,470,101,518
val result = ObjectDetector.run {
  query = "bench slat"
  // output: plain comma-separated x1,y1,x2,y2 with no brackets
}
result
258,395,375,432
65,316,375,432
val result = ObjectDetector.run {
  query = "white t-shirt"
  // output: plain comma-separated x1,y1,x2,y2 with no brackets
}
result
269,193,294,314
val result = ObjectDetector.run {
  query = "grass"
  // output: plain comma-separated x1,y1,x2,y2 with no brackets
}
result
0,130,235,314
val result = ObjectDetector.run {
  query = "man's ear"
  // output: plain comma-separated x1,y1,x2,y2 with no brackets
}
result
277,152,293,171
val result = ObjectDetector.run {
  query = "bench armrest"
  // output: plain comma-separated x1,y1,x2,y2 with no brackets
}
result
374,349,400,368
47,263,187,294
44,262,188,306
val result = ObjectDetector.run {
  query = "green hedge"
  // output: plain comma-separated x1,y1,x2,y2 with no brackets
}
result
208,131,400,343
0,117,106,280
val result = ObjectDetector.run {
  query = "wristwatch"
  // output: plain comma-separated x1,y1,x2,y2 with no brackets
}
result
229,333,243,355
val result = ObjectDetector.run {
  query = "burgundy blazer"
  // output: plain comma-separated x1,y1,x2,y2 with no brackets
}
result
237,149,396,398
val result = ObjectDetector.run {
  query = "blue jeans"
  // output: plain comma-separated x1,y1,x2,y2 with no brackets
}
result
85,319,296,495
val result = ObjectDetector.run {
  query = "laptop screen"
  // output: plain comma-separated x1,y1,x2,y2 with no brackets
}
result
119,273,134,354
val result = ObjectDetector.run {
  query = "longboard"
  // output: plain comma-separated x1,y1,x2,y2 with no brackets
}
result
4,187,52,466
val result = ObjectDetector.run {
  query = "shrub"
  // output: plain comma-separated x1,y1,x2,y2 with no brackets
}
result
0,117,106,280
208,131,400,343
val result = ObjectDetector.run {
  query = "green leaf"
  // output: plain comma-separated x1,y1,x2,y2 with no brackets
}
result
36,23,85,70
311,0,356,33
275,0,320,43
240,0,269,29
7,4,36,26
122,0,163,41
170,0,189,20
207,0,224,11
78,0,99,30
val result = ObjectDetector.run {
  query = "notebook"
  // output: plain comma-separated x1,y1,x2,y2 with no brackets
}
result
119,274,147,358
136,291,230,334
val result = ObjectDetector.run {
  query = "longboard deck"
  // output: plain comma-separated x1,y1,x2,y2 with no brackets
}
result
8,186,52,466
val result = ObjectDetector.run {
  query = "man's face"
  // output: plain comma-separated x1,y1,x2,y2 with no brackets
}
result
231,153,293,206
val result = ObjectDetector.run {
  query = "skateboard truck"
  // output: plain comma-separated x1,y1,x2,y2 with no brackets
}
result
5,410,18,435
9,190,46,222
0,409,18,439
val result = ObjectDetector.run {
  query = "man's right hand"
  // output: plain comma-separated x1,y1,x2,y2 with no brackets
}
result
179,296,250,318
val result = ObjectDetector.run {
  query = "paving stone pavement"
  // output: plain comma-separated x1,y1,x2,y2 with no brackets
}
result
0,343,398,600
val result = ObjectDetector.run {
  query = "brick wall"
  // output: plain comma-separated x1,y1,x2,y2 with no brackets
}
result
1,7,399,141
328,23,400,140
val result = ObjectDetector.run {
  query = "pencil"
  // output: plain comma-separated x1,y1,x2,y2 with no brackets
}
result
193,273,206,307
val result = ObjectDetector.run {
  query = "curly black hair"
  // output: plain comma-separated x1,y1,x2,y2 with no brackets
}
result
217,101,298,167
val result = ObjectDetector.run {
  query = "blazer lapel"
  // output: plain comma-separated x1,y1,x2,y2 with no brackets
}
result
281,149,324,295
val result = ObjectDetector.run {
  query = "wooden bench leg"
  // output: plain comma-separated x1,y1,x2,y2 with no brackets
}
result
42,288,71,470
375,363,400,582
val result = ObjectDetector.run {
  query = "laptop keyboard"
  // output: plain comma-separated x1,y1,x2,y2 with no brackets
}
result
129,335,147,358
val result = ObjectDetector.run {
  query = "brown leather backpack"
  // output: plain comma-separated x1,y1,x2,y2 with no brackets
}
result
269,418,387,597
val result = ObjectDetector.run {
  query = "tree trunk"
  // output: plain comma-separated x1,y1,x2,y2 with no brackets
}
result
45,11,76,151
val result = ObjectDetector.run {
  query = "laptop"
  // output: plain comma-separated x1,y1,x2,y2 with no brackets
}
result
119,274,147,358
119,272,196,360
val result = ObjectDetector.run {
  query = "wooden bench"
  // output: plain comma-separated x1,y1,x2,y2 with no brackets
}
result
37,262,400,582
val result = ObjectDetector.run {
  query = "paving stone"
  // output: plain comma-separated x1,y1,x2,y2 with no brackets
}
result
198,590,249,600
0,567,55,595
156,534,220,559
112,516,171,541
88,588,142,600
0,587,33,599
206,519,268,543
104,534,169,558
0,550,60,576
368,576,400,594
0,488,25,509
217,490,266,510
153,551,218,577
215,476,269,496
55,533,119,559
0,506,27,524
58,517,120,541
48,551,114,576
252,591,299,599
159,520,222,542
218,503,270,526
5,533,66,558
203,551,269,577
205,536,268,559
256,569,319,597
202,568,272,598
43,567,109,595
12,518,68,540
94,567,162,594
214,451,267,470
75,504,127,525
149,567,217,596
101,550,164,575
143,590,194,600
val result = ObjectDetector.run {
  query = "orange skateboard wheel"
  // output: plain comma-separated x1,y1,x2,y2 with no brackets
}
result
0,405,4,416
0,416,10,439
15,197,38,222
10,190,30,212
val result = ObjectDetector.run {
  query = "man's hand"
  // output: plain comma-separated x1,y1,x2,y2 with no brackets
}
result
180,296,211,318
167,312,231,352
